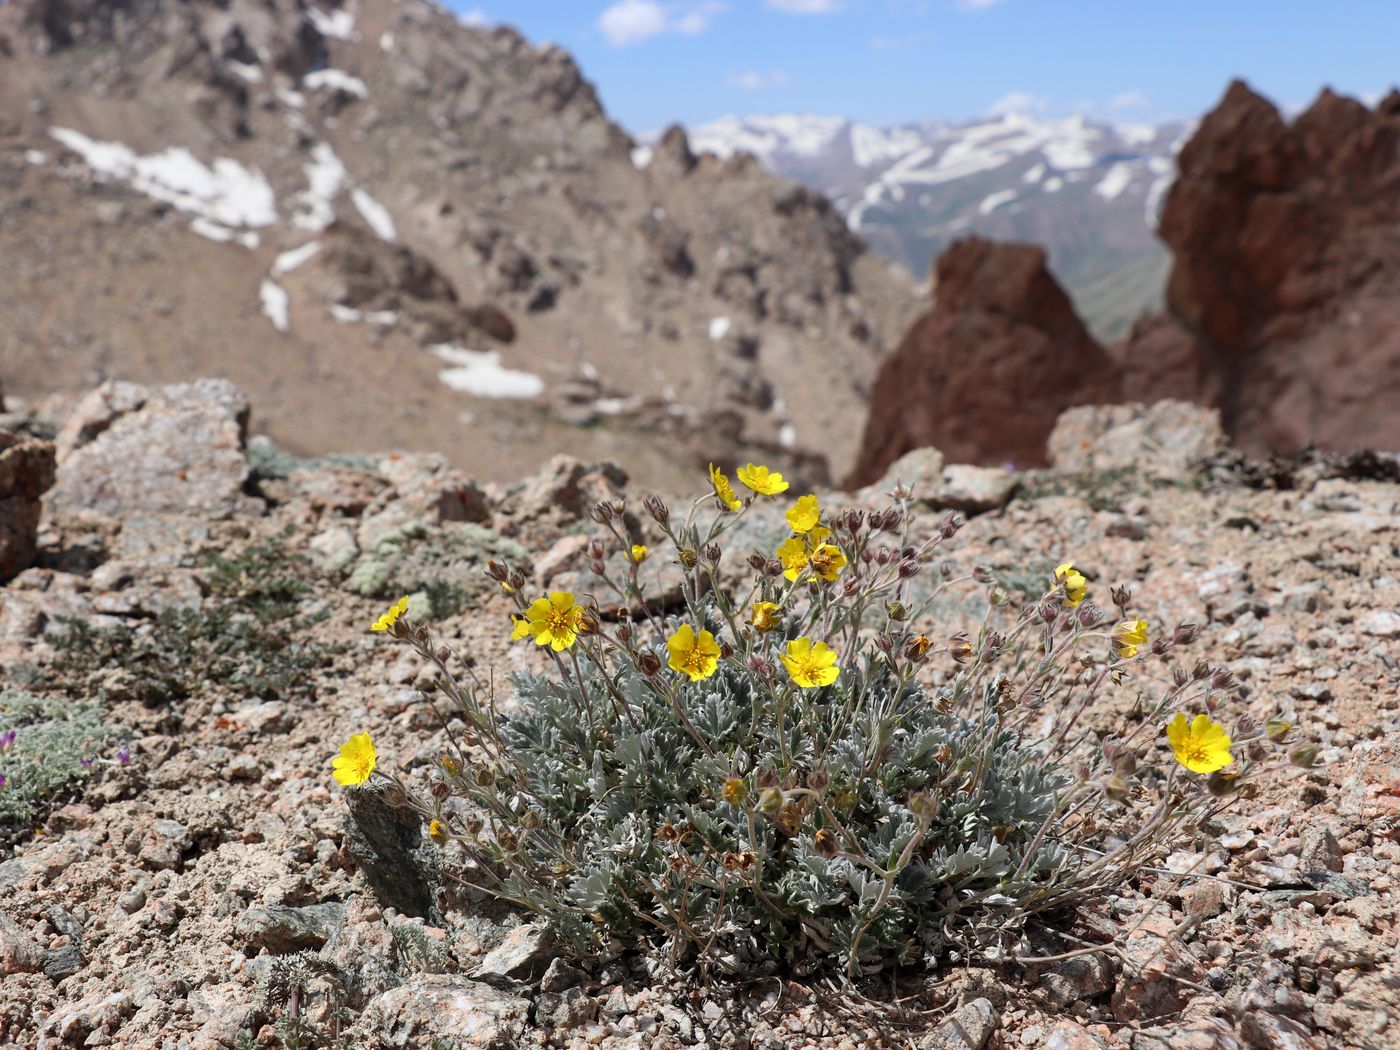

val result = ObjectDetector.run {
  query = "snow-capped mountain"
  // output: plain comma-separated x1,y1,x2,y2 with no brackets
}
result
679,111,1192,339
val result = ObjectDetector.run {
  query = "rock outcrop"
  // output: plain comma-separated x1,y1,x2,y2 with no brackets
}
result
0,428,56,582
1149,80,1400,454
847,238,1120,485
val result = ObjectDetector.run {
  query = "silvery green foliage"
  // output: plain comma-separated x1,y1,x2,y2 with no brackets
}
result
482,658,1074,971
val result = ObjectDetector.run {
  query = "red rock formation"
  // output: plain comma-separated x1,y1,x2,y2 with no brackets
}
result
847,237,1120,485
1153,80,1400,454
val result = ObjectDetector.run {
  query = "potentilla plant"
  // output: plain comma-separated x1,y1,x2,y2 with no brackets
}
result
335,463,1307,976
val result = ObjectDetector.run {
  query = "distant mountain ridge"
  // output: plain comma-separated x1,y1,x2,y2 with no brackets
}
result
665,111,1193,339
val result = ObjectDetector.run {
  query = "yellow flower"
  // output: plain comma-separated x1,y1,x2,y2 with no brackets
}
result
428,819,448,845
749,601,782,633
510,615,532,640
371,596,410,633
721,777,748,804
1114,619,1149,659
781,637,840,689
1054,562,1087,606
630,544,649,564
808,542,847,581
776,536,810,581
709,463,742,512
786,493,820,534
736,463,790,496
667,624,722,681
1166,713,1234,774
516,592,587,651
332,732,377,787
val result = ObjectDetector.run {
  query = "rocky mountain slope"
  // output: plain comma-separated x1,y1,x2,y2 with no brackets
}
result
1,379,1397,1046
677,111,1187,340
0,0,920,489
848,82,1400,484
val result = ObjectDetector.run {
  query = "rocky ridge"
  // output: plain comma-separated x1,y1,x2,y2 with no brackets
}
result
0,377,1397,1047
0,0,919,490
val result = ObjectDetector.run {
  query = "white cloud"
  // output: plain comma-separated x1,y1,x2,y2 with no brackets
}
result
957,0,1007,10
765,0,842,12
987,90,1048,116
1109,90,1150,110
727,70,793,91
458,8,489,27
597,0,724,46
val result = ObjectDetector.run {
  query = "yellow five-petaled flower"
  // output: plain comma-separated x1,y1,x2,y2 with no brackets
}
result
709,464,742,512
786,493,820,534
1114,619,1149,659
667,624,722,681
332,732,377,787
782,637,840,689
737,463,790,496
1055,562,1087,606
371,596,410,633
630,544,649,564
513,592,587,651
777,527,845,582
1166,713,1233,774
749,601,782,633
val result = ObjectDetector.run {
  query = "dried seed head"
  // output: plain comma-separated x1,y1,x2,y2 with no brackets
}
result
875,546,892,566
637,651,662,677
747,654,774,679
939,560,954,578
615,623,633,644
842,508,866,534
508,569,528,592
939,512,964,538
1038,602,1059,624
747,551,768,571
1235,714,1262,738
382,781,409,808
678,548,699,569
1192,660,1212,681
807,768,830,792
1206,771,1239,798
876,633,896,654
644,495,670,525
703,542,722,564
498,828,518,852
766,558,785,578
473,766,495,787
971,565,995,584
898,559,919,579
813,828,838,857
588,501,613,524
520,810,543,830
587,538,607,560
948,633,973,663
776,800,803,836
1211,668,1236,690
1111,585,1132,609
1077,603,1104,629
486,560,509,582
719,642,734,660
1150,638,1171,656
429,779,451,801
885,600,908,622
908,791,938,822
1172,666,1190,687
656,821,680,843
589,560,607,577
465,816,484,836
1174,622,1200,645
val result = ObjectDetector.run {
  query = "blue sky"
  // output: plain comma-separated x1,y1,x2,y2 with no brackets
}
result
450,1,1400,132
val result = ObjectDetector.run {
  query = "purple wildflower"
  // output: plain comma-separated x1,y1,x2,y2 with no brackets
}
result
0,774,6,789
0,730,15,751
80,757,94,769
116,747,132,765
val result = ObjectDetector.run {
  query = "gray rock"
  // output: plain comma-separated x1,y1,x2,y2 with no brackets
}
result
1048,400,1227,480
539,956,585,993
1043,1021,1110,1049
472,922,553,981
47,379,262,520
919,997,998,1050
130,819,192,872
0,910,43,975
931,464,1019,514
1299,828,1343,874
536,986,596,1030
1358,611,1400,639
236,902,346,955
1039,954,1114,1009
361,975,529,1047
344,787,436,918
858,446,944,503
0,428,56,583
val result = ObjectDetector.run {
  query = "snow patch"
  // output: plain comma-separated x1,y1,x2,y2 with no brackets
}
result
351,188,397,242
24,150,47,166
291,142,347,232
1022,162,1045,184
708,316,732,342
190,218,260,249
778,423,797,449
430,345,545,400
273,241,323,277
1042,176,1064,193
49,127,277,229
329,304,398,326
978,189,1017,215
307,6,356,40
260,280,290,332
277,88,306,110
379,31,395,52
227,60,263,84
630,146,653,170
303,69,368,99
686,114,845,163
1093,162,1135,201
850,123,922,168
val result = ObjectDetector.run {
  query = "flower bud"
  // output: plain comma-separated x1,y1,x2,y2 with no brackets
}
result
813,828,838,857
1211,668,1236,690
1192,660,1212,681
875,546,892,566
1038,602,1059,624
1150,638,1171,656
703,542,722,564
521,809,543,830
842,509,866,534
1265,718,1292,743
765,558,784,577
1172,667,1190,687
807,768,830,792
908,791,938,822
465,816,484,836
589,501,614,524
721,777,748,804
429,779,451,801
498,828,519,852
616,623,633,644
948,633,972,663
382,781,409,808
885,600,908,622
898,559,919,579
939,512,964,539
875,633,895,654
757,786,784,816
637,652,662,676
1077,603,1104,629
748,551,768,571
904,635,932,662
971,565,995,584
644,495,670,525
1174,622,1200,645
720,642,734,660
747,654,773,679
1104,774,1131,803
939,560,953,579
486,559,510,582
508,569,527,592
1111,585,1132,609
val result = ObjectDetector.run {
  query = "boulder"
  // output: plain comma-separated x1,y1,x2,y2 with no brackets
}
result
848,238,1120,485
46,379,261,520
0,428,56,582
359,976,529,1048
1047,400,1227,481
